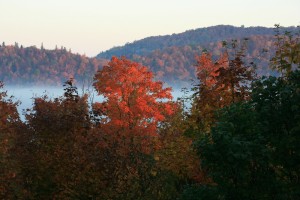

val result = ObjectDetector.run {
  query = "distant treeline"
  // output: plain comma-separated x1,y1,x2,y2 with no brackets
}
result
98,25,299,86
0,44,107,86
1,25,299,87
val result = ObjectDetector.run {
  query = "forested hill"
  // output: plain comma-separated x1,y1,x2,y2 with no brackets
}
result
97,25,299,87
97,25,279,59
0,44,107,86
1,25,299,87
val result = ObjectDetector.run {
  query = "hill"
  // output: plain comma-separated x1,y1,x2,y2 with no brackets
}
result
0,44,107,86
97,25,277,59
1,25,299,88
97,25,299,87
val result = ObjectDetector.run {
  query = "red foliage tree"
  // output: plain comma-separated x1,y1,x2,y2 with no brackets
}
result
93,56,176,153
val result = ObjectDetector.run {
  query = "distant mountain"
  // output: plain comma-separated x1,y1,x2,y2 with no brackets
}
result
97,25,299,87
0,45,107,86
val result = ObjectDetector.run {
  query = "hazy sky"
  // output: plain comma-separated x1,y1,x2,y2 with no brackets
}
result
1,0,299,57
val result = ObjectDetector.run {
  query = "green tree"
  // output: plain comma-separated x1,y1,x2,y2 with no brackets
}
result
193,103,278,199
250,71,300,198
271,24,300,76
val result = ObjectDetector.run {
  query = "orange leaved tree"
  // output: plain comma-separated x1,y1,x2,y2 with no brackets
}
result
91,57,176,198
191,44,254,134
93,56,175,153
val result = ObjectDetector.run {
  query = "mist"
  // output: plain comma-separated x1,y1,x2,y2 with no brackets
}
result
5,86,192,121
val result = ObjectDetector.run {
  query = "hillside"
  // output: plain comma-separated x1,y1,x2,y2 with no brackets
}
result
97,25,299,87
1,25,299,88
97,25,278,59
0,44,107,86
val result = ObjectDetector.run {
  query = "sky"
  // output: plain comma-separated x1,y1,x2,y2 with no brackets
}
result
0,0,299,57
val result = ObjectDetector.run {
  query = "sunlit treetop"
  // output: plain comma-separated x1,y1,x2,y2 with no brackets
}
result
93,56,176,138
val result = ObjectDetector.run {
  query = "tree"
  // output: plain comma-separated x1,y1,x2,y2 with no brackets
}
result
23,80,91,199
189,52,228,134
92,56,177,199
156,102,209,186
250,73,300,199
190,40,255,134
0,82,23,199
93,56,175,153
271,24,300,76
192,70,300,200
214,42,254,104
186,28,300,200
194,103,277,200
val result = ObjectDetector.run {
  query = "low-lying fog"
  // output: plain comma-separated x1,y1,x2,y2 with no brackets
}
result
5,86,192,121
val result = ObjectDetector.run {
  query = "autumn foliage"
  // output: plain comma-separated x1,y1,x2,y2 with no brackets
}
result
189,40,255,134
0,82,22,198
0,26,299,199
0,44,107,86
93,57,176,153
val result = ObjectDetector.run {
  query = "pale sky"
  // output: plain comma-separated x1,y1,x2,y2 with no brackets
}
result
1,0,299,57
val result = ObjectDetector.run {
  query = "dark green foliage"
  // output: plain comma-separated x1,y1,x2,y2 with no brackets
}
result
194,103,278,199
180,185,222,200
251,71,300,198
